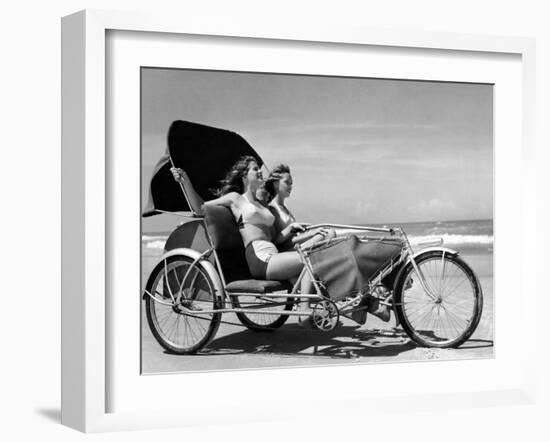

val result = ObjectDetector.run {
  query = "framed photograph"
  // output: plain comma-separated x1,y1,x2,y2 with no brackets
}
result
61,9,537,433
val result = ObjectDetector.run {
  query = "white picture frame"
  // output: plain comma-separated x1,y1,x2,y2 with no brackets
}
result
61,9,537,433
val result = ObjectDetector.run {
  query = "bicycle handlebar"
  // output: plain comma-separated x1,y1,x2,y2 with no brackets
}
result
306,223,397,234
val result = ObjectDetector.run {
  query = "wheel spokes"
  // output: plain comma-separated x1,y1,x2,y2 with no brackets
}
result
149,260,216,350
403,256,477,344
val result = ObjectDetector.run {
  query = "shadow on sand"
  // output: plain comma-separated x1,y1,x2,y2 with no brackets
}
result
164,324,495,360
456,339,494,349
187,324,420,359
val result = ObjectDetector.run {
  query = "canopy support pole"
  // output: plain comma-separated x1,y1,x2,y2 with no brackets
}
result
169,156,199,217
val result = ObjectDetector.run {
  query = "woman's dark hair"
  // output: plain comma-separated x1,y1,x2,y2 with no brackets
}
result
215,155,259,196
264,164,291,201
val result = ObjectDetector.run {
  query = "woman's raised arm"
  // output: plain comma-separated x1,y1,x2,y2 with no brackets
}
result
171,167,240,213
170,167,205,215
202,191,240,209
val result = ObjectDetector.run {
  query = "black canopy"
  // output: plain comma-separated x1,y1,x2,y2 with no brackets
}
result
143,120,263,217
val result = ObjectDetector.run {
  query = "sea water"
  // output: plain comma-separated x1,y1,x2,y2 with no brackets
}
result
142,218,493,254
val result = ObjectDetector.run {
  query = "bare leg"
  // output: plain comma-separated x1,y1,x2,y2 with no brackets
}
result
299,228,337,249
299,270,313,295
266,252,314,293
297,279,314,327
300,234,324,249
266,252,315,326
265,251,303,281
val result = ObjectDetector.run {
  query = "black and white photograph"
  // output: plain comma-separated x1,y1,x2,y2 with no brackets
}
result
5,0,549,438
140,68,493,374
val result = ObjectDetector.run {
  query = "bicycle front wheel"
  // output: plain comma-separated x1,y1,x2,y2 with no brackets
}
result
144,256,223,354
394,251,483,348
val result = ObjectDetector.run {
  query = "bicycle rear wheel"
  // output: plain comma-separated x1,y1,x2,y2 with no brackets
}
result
144,256,223,354
231,294,294,331
394,251,483,348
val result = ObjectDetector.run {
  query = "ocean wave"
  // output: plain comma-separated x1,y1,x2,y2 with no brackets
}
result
142,235,168,250
142,234,168,241
327,228,493,246
141,232,493,251
408,234,493,246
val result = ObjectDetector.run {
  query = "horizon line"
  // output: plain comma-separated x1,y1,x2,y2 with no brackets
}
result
142,217,493,235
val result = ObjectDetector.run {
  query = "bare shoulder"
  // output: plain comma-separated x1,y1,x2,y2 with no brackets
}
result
204,192,241,208
268,200,282,214
226,192,243,204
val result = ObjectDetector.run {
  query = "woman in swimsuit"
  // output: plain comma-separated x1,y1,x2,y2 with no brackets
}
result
265,164,336,250
171,157,312,290
264,165,389,324
171,160,387,324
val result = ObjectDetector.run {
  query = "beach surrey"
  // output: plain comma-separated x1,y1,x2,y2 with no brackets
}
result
139,71,493,374
140,218,493,374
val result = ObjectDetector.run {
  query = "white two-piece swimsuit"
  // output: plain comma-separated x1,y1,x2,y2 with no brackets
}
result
234,195,278,279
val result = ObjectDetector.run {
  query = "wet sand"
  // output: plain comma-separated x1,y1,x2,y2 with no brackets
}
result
140,251,493,374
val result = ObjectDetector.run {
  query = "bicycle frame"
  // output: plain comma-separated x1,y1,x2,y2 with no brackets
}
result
144,217,458,319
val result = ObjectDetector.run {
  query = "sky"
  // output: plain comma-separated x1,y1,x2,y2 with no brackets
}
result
141,68,493,233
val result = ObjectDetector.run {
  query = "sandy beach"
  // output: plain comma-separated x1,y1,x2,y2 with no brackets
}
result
140,247,494,374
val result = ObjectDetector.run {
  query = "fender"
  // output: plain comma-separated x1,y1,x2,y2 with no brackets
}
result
409,246,459,263
391,246,459,296
144,247,225,300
